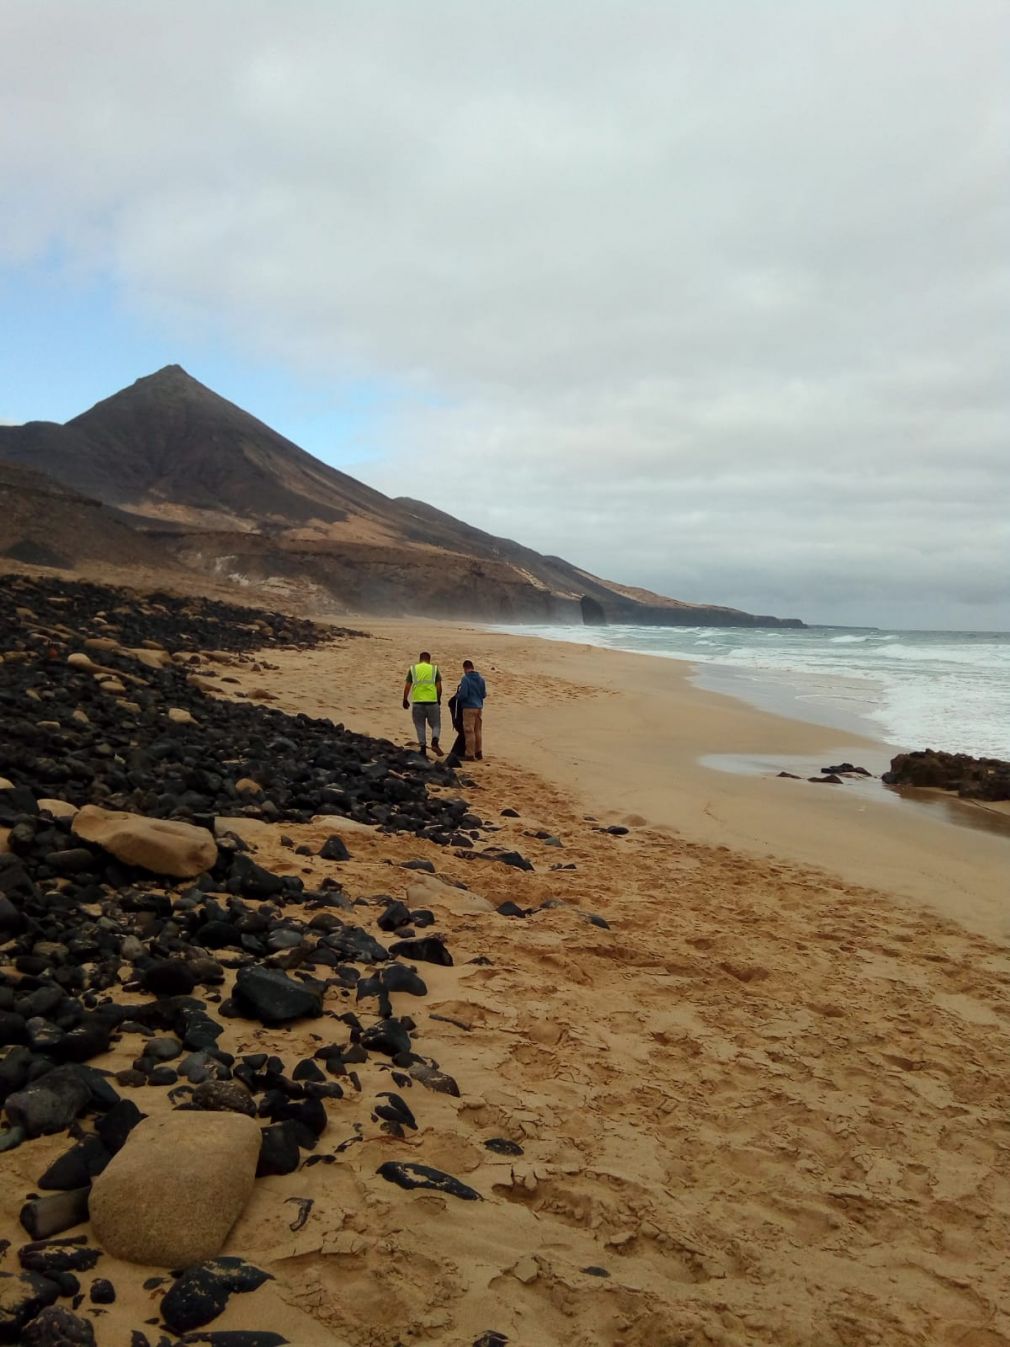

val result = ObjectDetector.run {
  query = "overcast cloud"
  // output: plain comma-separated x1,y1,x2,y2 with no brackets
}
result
1,0,1007,627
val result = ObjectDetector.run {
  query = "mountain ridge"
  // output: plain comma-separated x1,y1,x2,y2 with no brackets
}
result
0,366,804,628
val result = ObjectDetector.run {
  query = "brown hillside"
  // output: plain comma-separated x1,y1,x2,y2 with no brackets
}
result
0,368,804,627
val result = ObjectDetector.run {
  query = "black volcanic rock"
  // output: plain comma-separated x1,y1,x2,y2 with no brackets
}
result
232,968,323,1026
883,749,1010,801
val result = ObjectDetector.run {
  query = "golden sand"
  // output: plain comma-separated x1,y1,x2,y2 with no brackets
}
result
4,618,1010,1346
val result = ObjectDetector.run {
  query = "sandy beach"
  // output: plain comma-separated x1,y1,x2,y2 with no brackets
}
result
5,602,1010,1347
187,615,1010,1346
253,618,1010,943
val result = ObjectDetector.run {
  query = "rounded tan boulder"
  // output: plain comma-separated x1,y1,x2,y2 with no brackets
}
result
90,1112,261,1266
72,805,217,878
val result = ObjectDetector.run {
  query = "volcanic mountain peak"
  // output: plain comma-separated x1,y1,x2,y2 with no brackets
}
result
0,367,805,627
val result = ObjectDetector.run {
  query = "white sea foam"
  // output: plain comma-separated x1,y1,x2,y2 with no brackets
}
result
490,620,1010,758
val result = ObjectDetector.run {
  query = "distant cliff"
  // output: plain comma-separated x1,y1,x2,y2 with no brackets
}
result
0,366,805,628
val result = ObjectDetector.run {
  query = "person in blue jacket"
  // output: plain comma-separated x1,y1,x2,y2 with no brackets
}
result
455,659,487,761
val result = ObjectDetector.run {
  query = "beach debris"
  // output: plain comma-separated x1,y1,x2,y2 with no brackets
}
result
284,1197,314,1232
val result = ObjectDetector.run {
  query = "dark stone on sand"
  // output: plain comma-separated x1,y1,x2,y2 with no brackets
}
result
490,850,534,871
400,858,435,873
500,808,520,818
45,849,96,875
822,762,872,776
409,1063,460,1097
94,1099,145,1153
377,1161,481,1201
90,1278,116,1304
777,771,801,779
22,1306,96,1347
318,836,350,862
17,1241,102,1276
322,925,389,964
377,900,412,932
483,1138,523,1156
161,1258,271,1334
232,966,323,1025
144,1036,183,1062
582,1266,610,1277
141,961,197,997
360,1019,412,1057
473,1335,509,1347
602,825,629,835
0,1013,27,1047
192,1080,256,1117
381,964,427,997
256,1121,303,1177
0,1270,61,1342
495,902,527,919
0,1047,34,1104
39,1136,111,1190
291,1059,325,1084
227,854,286,899
19,1189,91,1241
809,774,842,784
4,1066,92,1137
373,1092,416,1130
388,937,452,967
581,913,611,930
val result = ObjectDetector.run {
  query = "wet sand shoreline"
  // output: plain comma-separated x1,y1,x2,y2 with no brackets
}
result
274,616,1010,945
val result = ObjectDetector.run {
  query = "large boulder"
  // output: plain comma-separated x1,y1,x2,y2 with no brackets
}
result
89,1112,260,1266
883,750,1010,801
72,805,217,878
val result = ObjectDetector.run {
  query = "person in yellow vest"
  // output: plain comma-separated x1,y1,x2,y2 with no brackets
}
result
402,651,443,758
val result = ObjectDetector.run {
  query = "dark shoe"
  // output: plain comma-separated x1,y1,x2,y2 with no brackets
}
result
430,740,444,757
464,755,475,761
474,752,483,761
419,747,428,759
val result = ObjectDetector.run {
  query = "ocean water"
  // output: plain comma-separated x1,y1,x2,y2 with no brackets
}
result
492,623,1010,759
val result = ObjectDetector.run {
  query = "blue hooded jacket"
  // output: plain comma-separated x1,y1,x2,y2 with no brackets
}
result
456,670,486,709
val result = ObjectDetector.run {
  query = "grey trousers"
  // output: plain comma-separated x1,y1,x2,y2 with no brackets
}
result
411,702,441,747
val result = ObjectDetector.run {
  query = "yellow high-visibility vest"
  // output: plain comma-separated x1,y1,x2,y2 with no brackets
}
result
410,662,439,703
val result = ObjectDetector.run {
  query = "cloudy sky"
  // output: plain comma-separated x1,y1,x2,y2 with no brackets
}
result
1,1,1007,629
